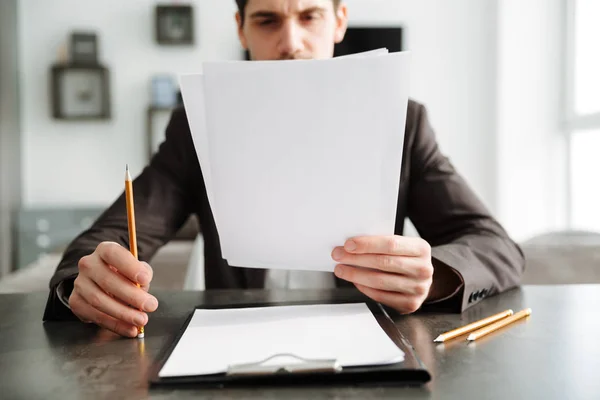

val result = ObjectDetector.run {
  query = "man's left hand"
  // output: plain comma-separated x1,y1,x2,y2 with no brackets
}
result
332,235,434,314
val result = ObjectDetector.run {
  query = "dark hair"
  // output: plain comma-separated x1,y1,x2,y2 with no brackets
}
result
235,0,341,25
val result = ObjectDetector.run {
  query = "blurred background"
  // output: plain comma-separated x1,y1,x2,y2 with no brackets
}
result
1,0,599,293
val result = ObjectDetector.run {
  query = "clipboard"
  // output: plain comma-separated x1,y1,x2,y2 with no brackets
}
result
149,299,431,387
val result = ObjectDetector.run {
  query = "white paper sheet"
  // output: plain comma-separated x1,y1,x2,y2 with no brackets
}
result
179,49,390,252
179,50,410,271
178,74,220,226
179,74,211,203
158,303,404,378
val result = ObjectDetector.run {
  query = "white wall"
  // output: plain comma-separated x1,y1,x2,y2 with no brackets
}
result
20,0,500,214
344,0,499,213
496,0,567,241
19,0,241,206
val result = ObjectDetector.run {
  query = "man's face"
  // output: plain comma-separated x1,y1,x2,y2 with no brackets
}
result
237,0,348,60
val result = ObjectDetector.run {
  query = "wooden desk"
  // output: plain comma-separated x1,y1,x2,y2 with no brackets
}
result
1,285,598,399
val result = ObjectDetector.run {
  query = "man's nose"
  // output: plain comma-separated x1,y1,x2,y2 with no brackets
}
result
277,21,303,58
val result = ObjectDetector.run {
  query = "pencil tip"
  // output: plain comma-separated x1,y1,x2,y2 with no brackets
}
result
433,336,443,343
125,164,132,181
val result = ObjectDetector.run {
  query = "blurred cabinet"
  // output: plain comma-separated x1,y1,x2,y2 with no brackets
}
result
16,207,104,270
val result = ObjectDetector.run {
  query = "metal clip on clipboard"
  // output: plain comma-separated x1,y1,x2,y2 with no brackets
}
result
226,353,343,377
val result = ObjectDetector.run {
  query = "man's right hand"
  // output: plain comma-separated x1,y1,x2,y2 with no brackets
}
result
69,241,159,337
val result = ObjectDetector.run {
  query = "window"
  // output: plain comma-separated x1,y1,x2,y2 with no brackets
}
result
566,0,600,231
573,0,600,115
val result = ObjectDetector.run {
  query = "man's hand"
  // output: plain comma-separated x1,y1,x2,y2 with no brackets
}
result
332,235,434,314
69,242,159,337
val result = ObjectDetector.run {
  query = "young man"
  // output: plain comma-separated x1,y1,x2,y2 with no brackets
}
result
43,0,525,337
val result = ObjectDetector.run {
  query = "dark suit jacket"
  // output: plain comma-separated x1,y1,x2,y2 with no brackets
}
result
43,100,525,320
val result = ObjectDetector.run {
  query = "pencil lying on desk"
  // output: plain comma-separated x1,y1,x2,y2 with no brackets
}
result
125,164,144,339
433,309,514,342
467,308,532,341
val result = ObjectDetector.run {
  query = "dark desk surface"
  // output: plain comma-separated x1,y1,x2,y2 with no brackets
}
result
1,285,598,399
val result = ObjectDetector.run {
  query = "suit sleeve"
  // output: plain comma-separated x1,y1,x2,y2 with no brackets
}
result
43,108,197,320
406,103,525,312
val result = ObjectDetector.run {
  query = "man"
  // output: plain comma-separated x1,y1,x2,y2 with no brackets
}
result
43,0,525,338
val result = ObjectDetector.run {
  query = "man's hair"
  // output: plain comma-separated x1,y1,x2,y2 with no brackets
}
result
235,0,341,25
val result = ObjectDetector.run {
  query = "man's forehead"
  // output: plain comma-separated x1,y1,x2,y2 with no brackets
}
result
245,0,334,14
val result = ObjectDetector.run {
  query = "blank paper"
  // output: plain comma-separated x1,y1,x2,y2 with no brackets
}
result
179,50,410,271
158,303,404,378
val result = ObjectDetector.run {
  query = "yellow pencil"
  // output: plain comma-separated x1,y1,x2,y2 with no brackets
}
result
125,164,144,339
433,309,514,343
467,308,532,341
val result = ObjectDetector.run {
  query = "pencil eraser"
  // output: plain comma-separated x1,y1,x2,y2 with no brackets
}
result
137,332,145,339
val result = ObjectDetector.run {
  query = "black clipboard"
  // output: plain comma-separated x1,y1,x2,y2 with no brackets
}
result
149,299,431,387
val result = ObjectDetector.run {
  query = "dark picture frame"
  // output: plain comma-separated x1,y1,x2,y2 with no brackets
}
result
50,64,111,120
155,5,194,45
70,32,98,65
334,26,404,56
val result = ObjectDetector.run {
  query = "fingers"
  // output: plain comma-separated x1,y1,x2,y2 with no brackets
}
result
140,262,153,292
95,242,153,286
78,253,158,312
354,283,423,314
332,247,433,279
333,236,433,315
72,243,159,338
73,275,149,327
334,264,432,297
344,236,430,257
69,289,139,337
108,260,152,291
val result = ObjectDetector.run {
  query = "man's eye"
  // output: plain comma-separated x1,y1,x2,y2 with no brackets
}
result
259,19,275,26
301,13,318,22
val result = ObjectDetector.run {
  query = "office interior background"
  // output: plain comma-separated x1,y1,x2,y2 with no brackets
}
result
0,0,599,292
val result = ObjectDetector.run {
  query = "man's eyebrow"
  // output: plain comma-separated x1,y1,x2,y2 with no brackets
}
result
249,6,327,19
248,11,280,20
298,6,327,14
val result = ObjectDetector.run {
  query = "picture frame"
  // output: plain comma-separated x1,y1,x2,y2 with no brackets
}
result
50,64,111,120
155,5,194,45
70,32,98,65
334,26,403,57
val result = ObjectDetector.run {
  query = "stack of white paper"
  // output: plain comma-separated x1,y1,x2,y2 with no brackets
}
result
179,49,410,272
158,303,404,377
